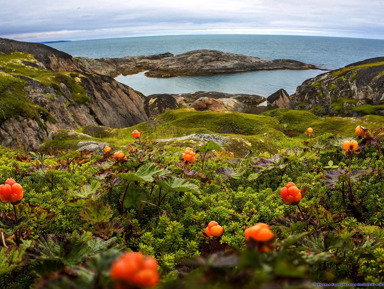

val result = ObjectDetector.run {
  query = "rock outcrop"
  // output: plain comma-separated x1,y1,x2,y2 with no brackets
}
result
77,50,318,78
289,57,384,116
144,94,179,119
144,91,267,117
267,89,291,109
0,38,148,149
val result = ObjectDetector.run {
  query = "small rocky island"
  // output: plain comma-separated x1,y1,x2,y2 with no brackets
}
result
77,50,319,78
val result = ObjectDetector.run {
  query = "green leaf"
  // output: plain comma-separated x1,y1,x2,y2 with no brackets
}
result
123,183,145,209
216,167,244,180
198,141,221,153
27,232,118,268
69,181,101,199
156,177,200,193
118,163,162,183
248,173,260,182
80,200,113,224
0,247,26,269
280,232,309,248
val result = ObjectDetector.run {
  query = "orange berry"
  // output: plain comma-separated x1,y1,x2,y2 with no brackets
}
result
183,149,195,162
205,227,213,237
285,182,296,188
132,130,142,139
207,221,219,229
131,269,159,287
244,223,274,242
287,186,300,196
355,126,366,137
285,195,295,204
280,187,288,198
9,192,19,203
103,146,111,153
0,185,8,203
210,225,224,237
113,151,125,158
342,141,351,151
110,252,143,280
11,183,23,194
257,227,275,242
350,140,358,151
111,252,158,288
143,257,158,271
307,127,313,133
0,184,12,202
5,178,16,186
294,192,302,202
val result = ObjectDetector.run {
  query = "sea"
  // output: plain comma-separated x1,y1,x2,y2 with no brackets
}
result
46,35,384,97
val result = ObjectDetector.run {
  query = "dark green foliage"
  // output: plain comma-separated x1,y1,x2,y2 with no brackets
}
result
0,118,383,288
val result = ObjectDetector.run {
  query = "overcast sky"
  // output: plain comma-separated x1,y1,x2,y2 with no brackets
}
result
1,0,383,42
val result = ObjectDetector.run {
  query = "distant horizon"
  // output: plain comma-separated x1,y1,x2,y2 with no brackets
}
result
17,33,384,44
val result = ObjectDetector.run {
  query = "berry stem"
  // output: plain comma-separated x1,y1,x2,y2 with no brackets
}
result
296,203,305,220
120,182,130,213
1,232,8,248
12,204,20,247
347,153,355,203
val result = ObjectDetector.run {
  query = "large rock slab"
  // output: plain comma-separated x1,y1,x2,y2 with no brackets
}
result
77,50,318,78
0,38,148,150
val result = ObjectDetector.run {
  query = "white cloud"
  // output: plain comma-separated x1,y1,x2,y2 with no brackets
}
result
0,0,383,41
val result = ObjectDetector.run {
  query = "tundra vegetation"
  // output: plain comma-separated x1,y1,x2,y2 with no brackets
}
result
0,107,384,289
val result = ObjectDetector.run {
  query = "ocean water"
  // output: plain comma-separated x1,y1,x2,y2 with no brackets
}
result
47,35,384,97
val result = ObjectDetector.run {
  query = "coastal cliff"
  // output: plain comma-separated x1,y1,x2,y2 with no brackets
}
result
0,38,148,149
287,57,384,116
77,49,318,78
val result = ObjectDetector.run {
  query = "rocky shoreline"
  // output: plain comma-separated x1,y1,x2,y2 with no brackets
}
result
144,91,268,119
77,49,319,78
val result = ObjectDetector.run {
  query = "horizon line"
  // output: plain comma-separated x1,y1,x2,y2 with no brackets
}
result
16,33,384,44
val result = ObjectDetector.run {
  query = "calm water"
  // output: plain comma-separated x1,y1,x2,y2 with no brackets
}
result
47,35,384,96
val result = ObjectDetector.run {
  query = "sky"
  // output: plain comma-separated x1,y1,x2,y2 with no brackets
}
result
1,0,383,42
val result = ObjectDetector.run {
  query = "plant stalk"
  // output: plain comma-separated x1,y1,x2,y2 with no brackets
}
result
12,204,20,247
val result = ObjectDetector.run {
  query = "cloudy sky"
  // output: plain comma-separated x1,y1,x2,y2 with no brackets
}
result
1,0,383,42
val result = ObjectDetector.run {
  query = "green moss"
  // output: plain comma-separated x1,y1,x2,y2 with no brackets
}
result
373,71,384,81
52,73,90,104
81,126,113,138
307,117,359,136
0,52,90,109
332,61,384,77
44,93,56,101
311,81,322,88
330,97,358,111
265,109,318,135
336,76,348,82
310,106,323,115
0,72,43,125
352,104,384,114
157,109,282,135
360,114,384,124
329,84,338,91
